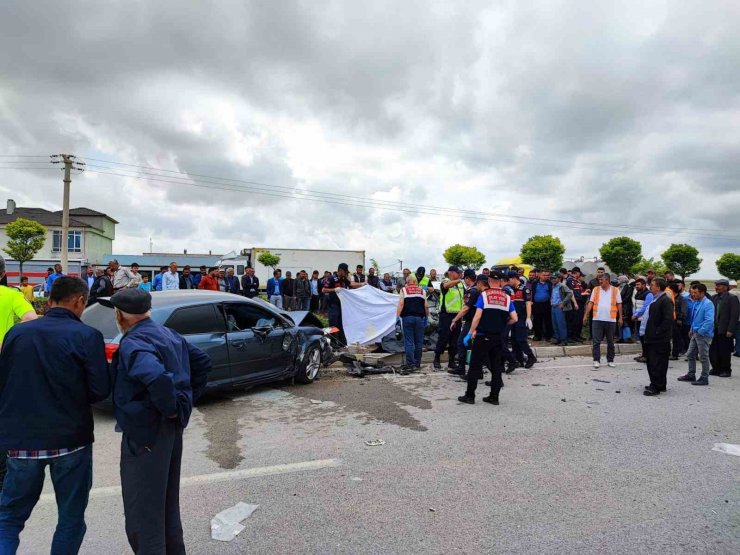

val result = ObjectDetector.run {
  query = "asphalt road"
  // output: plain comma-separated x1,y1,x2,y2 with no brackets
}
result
17,355,740,554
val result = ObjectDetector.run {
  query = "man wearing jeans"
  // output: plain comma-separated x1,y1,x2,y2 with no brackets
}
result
396,275,429,374
677,283,715,385
0,277,110,554
583,273,623,369
266,269,284,309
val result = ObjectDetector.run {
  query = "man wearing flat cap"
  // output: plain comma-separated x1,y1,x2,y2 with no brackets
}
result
101,288,211,554
710,278,739,378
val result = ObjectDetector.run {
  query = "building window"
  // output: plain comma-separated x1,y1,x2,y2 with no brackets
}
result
52,230,82,253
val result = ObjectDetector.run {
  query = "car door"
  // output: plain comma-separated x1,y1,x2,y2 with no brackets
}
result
163,303,230,388
221,302,295,382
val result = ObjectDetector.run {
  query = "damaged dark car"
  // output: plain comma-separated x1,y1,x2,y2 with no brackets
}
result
82,291,332,394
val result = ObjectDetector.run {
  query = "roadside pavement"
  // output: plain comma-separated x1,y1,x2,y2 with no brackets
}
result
16,355,740,554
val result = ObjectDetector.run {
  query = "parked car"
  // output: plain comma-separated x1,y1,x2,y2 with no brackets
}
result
81,291,331,394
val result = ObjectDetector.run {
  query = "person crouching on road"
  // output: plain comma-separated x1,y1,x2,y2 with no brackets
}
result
100,289,211,554
0,277,110,554
458,271,517,406
396,275,429,374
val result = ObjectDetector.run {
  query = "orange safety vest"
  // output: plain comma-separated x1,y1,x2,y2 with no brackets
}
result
592,286,618,319
664,288,676,319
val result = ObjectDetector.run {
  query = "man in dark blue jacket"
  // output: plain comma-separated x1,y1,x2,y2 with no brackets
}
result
101,288,210,555
0,276,110,554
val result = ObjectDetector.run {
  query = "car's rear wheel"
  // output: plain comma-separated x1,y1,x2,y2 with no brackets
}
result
295,345,321,384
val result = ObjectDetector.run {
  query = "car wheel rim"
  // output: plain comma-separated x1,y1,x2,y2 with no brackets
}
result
306,349,320,380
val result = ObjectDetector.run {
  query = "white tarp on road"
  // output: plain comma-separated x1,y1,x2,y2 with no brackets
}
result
336,286,399,345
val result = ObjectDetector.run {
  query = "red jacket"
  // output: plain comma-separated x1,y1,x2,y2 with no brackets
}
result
198,275,219,291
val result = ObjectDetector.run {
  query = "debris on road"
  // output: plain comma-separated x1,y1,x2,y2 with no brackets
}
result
531,383,545,387
365,439,386,447
211,502,260,542
592,379,611,383
712,443,740,457
429,508,436,512
310,399,323,404
585,401,600,405
561,398,567,402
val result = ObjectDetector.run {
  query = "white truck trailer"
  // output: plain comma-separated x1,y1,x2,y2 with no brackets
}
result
218,247,365,289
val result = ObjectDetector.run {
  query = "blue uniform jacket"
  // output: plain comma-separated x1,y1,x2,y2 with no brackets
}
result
112,319,211,447
267,277,284,296
0,308,110,450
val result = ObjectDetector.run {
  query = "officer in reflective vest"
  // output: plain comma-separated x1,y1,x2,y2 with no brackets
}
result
396,275,429,374
458,271,517,405
434,266,466,370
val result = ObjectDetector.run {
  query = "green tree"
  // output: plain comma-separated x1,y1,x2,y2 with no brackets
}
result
519,235,565,271
599,237,642,276
716,252,740,281
630,257,667,276
442,244,486,270
369,258,380,273
256,250,281,270
3,218,47,278
661,243,701,279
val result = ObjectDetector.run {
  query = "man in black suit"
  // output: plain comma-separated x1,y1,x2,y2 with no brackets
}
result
241,266,260,299
643,277,675,396
710,278,739,377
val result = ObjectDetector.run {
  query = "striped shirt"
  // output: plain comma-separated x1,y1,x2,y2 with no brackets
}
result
8,445,88,459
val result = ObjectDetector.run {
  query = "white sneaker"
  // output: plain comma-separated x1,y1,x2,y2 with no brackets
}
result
608,362,616,368
592,361,600,369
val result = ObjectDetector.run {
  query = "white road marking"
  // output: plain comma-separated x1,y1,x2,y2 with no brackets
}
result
38,458,342,503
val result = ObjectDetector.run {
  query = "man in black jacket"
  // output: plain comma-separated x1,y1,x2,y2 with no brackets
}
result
642,278,675,396
710,278,740,377
87,267,114,306
241,266,260,298
0,277,110,553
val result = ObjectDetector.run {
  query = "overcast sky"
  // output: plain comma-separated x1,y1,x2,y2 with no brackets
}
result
1,0,738,277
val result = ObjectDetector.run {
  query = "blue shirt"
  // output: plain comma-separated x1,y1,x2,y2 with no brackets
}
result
533,281,550,303
689,296,715,337
46,272,64,292
634,292,654,319
551,284,562,306
138,282,152,292
112,319,211,447
152,273,164,292
639,292,657,336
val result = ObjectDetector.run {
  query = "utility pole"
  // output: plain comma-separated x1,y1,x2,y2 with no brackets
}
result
50,154,85,272
398,259,403,272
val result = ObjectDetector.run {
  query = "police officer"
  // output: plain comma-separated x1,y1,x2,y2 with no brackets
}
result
504,270,537,369
102,288,211,554
458,271,517,405
448,269,481,377
434,265,466,370
323,263,363,345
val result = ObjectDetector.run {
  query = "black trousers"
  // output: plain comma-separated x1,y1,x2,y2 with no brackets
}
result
532,301,552,340
310,295,320,312
435,312,460,362
671,322,685,357
567,304,584,340
510,323,535,363
645,341,670,390
466,334,503,398
709,333,732,375
121,420,185,555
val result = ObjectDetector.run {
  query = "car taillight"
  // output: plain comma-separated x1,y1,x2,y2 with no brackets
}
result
105,343,119,363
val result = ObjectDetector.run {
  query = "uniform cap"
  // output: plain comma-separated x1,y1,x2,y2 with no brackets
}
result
338,263,349,272
489,270,505,280
715,278,730,286
98,288,152,314
476,274,489,283
447,265,462,274
463,269,476,279
507,270,519,278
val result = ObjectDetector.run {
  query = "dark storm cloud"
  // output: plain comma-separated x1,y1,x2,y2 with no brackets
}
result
0,0,738,276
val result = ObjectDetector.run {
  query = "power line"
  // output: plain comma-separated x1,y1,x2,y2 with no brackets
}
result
77,166,736,241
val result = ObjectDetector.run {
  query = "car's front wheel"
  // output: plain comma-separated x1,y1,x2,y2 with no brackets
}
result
295,345,321,384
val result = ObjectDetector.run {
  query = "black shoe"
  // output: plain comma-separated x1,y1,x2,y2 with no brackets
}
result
644,385,666,392
482,395,499,405
433,358,441,370
457,395,475,404
524,357,537,369
718,372,731,378
643,388,660,396
634,356,647,363
708,369,721,376
533,336,542,342
669,355,678,360
447,369,464,376
691,377,709,385
677,374,695,382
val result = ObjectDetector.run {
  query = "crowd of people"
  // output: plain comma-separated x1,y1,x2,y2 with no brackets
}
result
0,251,739,553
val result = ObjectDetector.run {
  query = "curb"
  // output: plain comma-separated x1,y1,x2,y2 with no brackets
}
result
321,342,642,375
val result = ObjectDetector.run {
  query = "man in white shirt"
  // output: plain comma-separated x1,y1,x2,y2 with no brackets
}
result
162,262,180,291
85,266,96,290
583,272,623,369
111,260,136,291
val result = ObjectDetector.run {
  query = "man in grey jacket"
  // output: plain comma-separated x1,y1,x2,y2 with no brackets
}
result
295,270,312,311
710,278,739,377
